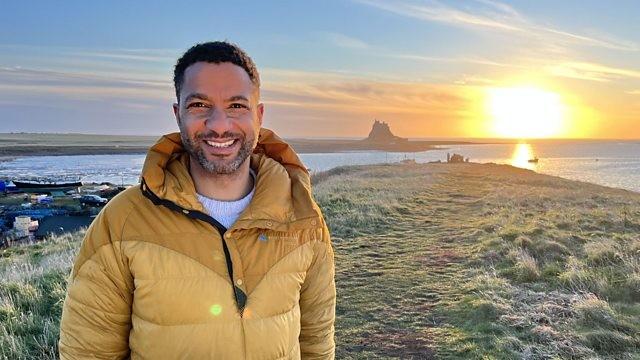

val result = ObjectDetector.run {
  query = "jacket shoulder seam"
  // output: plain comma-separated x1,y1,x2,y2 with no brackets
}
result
119,187,150,241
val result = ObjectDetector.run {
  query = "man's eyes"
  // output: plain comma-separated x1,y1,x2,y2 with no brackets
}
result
186,102,208,109
185,102,249,114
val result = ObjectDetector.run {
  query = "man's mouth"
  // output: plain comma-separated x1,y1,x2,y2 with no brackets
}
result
201,137,241,156
205,139,236,148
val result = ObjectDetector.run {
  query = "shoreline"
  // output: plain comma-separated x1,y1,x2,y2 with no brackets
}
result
3,159,637,195
2,142,636,194
0,139,481,157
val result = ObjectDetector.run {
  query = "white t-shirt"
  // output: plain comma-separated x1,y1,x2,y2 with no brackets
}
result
196,170,256,229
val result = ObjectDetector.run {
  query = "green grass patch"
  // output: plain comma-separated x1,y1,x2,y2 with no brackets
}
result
1,269,68,360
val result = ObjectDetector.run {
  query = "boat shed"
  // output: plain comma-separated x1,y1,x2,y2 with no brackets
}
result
35,216,94,240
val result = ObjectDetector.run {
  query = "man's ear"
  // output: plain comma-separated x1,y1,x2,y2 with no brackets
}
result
257,103,264,126
173,103,180,125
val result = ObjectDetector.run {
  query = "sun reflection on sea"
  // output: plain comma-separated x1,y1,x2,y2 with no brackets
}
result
510,143,537,170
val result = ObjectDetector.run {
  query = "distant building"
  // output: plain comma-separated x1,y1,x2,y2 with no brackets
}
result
363,119,408,144
35,216,94,239
13,215,38,238
446,153,469,163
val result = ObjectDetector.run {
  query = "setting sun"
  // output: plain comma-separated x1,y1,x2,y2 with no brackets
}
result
487,87,566,138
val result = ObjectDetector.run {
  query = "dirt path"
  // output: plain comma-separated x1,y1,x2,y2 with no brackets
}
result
315,163,493,359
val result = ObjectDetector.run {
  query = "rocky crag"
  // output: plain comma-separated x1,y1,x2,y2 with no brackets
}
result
363,120,408,144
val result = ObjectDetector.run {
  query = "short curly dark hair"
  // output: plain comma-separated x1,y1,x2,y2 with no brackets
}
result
173,41,260,102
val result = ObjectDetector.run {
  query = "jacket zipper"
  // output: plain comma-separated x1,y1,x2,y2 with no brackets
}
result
140,180,247,316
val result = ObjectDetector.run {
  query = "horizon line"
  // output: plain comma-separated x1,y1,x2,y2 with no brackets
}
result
0,132,638,142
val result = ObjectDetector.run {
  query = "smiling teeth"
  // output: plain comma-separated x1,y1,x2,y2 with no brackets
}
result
206,139,235,148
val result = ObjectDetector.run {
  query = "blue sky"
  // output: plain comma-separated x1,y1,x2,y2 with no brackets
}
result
1,0,639,138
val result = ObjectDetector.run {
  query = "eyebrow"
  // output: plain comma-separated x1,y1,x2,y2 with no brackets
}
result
227,95,249,102
183,93,210,103
183,93,250,103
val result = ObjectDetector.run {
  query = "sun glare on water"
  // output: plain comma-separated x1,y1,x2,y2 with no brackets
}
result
487,87,566,139
510,143,536,170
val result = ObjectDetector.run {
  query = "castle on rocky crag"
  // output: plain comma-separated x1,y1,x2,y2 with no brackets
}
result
363,119,408,144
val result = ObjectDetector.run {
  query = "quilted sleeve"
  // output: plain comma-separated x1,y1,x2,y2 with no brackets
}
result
58,209,133,359
299,220,336,359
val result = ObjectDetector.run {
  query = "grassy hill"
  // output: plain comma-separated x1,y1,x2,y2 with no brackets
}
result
2,162,639,359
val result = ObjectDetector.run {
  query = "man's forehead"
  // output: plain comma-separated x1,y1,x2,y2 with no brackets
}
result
182,62,254,92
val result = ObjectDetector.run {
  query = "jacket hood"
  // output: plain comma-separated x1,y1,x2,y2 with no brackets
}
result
140,128,321,231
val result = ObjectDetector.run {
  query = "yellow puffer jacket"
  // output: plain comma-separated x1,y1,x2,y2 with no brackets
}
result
59,128,336,359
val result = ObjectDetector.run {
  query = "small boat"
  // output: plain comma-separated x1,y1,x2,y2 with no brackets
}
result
13,179,82,190
527,157,539,163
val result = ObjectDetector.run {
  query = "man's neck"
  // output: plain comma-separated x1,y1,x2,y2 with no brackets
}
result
189,158,254,201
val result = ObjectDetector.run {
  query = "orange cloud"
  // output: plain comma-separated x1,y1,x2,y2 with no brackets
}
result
260,68,482,137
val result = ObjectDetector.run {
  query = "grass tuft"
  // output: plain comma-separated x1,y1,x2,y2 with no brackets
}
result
581,329,639,354
584,239,623,266
574,295,617,328
506,248,540,282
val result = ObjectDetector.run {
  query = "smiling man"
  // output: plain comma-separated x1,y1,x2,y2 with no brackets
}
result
59,42,336,359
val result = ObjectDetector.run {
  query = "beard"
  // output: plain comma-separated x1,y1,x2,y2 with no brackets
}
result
179,128,255,175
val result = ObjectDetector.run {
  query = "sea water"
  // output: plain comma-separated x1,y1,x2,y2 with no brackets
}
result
0,140,638,193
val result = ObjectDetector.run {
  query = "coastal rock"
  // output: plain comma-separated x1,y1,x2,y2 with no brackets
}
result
364,120,408,144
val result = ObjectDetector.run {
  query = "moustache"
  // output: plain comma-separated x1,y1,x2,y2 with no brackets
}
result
196,131,244,140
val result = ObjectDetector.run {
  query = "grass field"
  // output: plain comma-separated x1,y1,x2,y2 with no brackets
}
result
2,162,639,359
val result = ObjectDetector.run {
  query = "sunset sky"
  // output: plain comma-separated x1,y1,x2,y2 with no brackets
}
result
1,1,639,139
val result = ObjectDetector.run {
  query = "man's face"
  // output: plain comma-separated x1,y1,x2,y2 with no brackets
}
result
173,62,263,175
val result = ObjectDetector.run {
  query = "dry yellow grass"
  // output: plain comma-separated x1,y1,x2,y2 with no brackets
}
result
313,162,640,358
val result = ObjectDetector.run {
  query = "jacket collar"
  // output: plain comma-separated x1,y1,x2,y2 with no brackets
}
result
140,128,322,232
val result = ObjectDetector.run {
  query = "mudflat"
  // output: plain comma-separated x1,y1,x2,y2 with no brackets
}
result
0,133,156,156
0,133,479,156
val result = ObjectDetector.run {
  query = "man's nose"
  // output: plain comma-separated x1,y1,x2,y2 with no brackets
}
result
204,108,233,136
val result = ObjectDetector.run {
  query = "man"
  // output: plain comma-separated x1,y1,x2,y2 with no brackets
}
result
59,41,336,359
